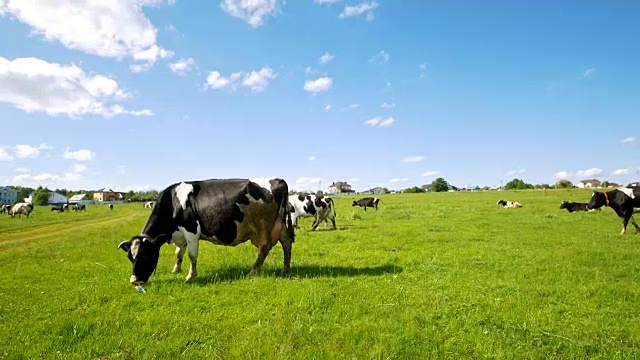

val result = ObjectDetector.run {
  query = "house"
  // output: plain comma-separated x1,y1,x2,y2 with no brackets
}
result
420,184,431,192
93,188,127,203
68,194,93,205
0,186,18,205
328,181,355,195
447,184,459,192
577,179,601,188
25,191,68,205
361,187,386,195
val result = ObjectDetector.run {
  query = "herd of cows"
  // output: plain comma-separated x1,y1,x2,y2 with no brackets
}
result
1,177,639,288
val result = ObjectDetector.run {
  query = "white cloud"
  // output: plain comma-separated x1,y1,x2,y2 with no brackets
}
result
401,155,425,163
293,177,323,191
505,169,526,176
340,1,378,21
308,156,316,161
364,116,395,127
205,67,276,93
169,58,196,74
553,171,572,179
0,56,152,118
304,77,333,94
220,0,284,28
242,67,277,92
0,147,14,162
63,148,96,162
14,167,30,173
37,143,53,150
421,171,440,177
349,103,360,109
315,0,342,3
14,145,40,159
419,63,427,78
621,136,637,145
305,67,318,76
319,52,335,64
381,102,395,109
12,172,84,186
369,50,389,63
583,68,596,78
390,178,409,183
0,0,173,70
324,104,332,111
612,167,639,176
69,164,87,173
575,168,603,177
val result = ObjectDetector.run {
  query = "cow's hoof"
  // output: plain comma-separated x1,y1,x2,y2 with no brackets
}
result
185,274,197,282
172,268,181,274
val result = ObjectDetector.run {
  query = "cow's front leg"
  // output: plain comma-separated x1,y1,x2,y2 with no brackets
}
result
173,245,186,273
329,215,337,229
310,216,321,231
182,229,200,281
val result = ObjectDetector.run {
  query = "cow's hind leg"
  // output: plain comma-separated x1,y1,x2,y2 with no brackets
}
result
249,244,273,277
280,236,292,274
621,213,632,235
172,245,186,273
329,214,337,229
630,215,640,234
182,228,201,281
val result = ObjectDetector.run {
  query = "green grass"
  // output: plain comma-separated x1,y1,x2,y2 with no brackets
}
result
2,189,640,359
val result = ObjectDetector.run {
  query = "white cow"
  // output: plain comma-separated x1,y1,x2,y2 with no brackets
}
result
11,203,34,218
288,194,336,231
144,201,154,209
497,199,522,208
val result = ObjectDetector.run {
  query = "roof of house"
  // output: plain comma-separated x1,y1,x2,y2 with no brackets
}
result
69,194,87,201
329,181,350,187
580,179,601,184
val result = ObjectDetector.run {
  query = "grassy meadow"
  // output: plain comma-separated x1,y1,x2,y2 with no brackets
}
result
2,188,640,359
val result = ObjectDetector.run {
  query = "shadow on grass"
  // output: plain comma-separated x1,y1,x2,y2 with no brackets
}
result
175,263,403,286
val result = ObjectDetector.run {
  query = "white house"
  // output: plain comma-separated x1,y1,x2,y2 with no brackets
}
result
25,191,68,205
577,179,601,189
68,194,93,205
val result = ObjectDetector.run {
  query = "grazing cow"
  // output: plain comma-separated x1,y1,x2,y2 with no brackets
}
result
10,203,34,218
352,197,381,212
587,187,640,235
288,194,337,231
117,178,295,285
109,204,114,210
50,205,64,212
559,201,599,213
73,204,86,212
1,204,11,214
497,199,522,208
143,201,154,209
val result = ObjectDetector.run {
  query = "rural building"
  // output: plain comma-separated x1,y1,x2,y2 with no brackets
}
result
328,181,355,195
93,188,127,204
556,179,573,188
68,194,93,205
0,186,18,205
420,184,431,192
577,179,601,188
361,187,387,195
25,191,68,205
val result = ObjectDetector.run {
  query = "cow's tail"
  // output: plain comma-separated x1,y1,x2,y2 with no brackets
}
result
328,198,336,217
269,178,295,243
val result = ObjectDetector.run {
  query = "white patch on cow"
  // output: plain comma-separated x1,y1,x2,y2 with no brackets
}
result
246,193,258,203
130,239,141,259
175,182,194,209
618,187,635,199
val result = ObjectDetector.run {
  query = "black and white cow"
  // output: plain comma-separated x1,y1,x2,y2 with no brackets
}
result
10,203,34,218
288,194,336,231
51,205,65,212
587,186,640,235
73,204,86,212
1,204,11,214
352,197,381,212
497,199,522,208
559,201,599,213
117,178,295,285
143,201,154,209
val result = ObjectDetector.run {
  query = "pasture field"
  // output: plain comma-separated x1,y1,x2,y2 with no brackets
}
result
2,189,640,359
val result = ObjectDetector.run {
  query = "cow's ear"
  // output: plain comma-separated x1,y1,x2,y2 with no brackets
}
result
117,240,131,252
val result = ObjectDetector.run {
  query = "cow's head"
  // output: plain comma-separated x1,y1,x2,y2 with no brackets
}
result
560,200,568,209
351,201,358,207
587,191,607,210
118,234,167,285
497,200,506,206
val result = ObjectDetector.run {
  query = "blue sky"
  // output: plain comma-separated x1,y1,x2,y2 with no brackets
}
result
0,0,638,192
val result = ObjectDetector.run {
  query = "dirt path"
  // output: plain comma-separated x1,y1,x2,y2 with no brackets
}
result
0,214,144,253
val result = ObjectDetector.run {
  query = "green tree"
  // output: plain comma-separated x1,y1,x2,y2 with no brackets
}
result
402,186,425,193
504,178,534,190
32,187,50,205
15,186,34,204
602,181,610,188
556,181,573,189
430,177,449,192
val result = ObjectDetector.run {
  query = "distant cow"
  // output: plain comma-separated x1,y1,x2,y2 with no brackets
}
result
51,205,65,212
288,194,337,231
1,204,11,214
11,203,34,218
143,201,154,209
73,204,86,212
587,186,640,235
118,178,295,285
497,199,522,208
352,197,381,212
109,204,114,210
559,201,599,213
62,204,69,211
